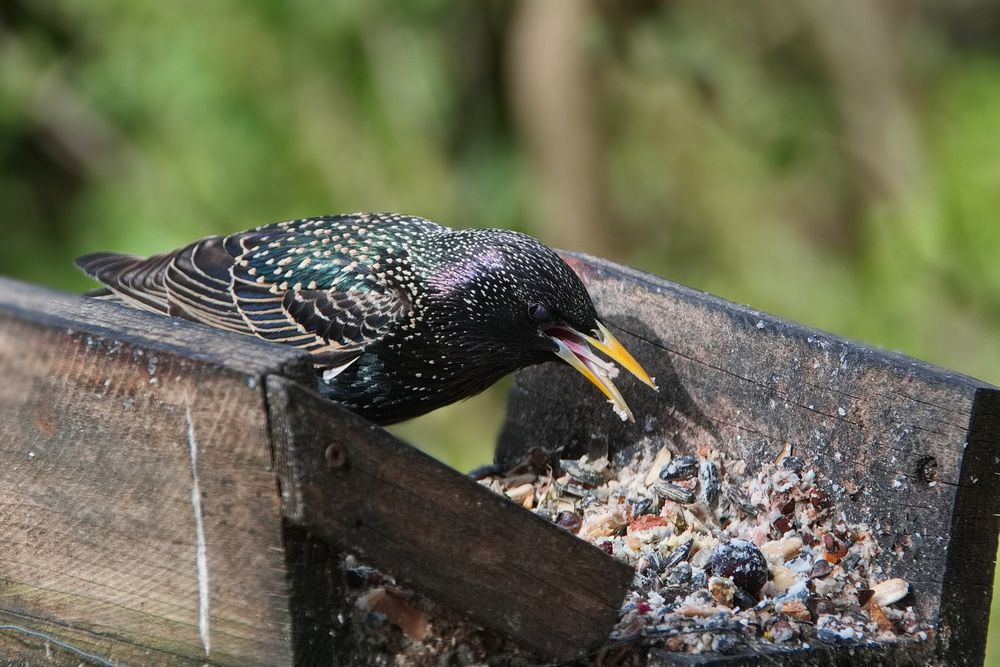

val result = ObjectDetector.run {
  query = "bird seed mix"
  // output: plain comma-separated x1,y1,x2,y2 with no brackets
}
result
339,443,930,664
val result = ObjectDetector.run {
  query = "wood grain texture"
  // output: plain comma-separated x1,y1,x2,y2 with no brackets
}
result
0,277,309,377
497,253,999,666
0,278,314,665
267,375,634,662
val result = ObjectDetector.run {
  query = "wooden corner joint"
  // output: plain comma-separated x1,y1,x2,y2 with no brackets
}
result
265,375,632,661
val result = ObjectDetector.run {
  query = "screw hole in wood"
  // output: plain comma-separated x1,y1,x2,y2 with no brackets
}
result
325,442,349,470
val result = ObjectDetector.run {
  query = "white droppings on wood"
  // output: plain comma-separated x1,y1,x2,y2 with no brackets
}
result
185,404,211,656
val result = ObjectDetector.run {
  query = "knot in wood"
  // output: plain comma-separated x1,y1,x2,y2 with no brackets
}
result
325,441,349,470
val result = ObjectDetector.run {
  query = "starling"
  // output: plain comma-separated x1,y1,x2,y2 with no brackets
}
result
77,213,656,424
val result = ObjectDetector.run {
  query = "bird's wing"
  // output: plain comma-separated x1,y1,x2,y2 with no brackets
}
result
225,221,413,360
78,215,422,366
164,236,251,332
77,237,250,334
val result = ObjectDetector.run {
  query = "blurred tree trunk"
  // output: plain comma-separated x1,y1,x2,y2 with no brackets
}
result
796,0,925,251
507,0,620,257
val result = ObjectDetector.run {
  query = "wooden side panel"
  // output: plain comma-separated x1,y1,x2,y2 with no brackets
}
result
0,279,313,665
938,387,1000,665
497,253,999,666
268,375,634,663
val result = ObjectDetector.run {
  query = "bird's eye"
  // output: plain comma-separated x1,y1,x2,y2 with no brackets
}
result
528,302,550,322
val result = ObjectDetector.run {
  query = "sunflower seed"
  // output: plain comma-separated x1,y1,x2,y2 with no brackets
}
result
663,538,693,569
699,460,720,505
559,459,604,486
727,488,759,518
659,455,699,481
653,481,696,504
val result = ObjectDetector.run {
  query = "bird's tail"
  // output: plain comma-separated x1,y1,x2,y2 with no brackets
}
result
75,251,175,314
76,238,251,335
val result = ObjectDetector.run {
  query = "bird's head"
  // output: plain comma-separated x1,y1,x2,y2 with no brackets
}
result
424,229,657,420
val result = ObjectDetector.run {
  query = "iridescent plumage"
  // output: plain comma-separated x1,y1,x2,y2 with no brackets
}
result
78,213,655,424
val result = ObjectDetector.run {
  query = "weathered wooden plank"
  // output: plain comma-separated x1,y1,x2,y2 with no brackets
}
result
497,253,999,666
0,278,315,665
0,277,308,378
267,374,634,662
280,522,348,666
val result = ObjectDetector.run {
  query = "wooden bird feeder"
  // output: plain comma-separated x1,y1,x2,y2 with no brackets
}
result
0,253,996,666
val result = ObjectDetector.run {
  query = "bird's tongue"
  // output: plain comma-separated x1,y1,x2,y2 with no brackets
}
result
549,326,633,422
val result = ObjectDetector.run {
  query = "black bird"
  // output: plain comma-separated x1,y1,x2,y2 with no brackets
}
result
77,213,656,424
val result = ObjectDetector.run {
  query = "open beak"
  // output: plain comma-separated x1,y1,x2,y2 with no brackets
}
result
548,321,657,422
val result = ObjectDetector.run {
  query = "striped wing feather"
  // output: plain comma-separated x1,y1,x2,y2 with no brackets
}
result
76,220,413,365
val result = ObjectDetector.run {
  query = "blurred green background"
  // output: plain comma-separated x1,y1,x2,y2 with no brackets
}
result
1,0,997,658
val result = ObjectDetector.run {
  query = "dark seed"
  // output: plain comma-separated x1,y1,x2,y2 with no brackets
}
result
639,550,665,576
824,533,843,554
780,582,810,603
846,609,870,625
556,481,590,498
559,459,604,487
840,552,861,572
807,596,836,621
817,628,848,643
772,516,792,535
779,499,797,515
636,553,666,592
712,634,743,654
630,497,654,517
709,539,769,595
858,588,875,606
809,488,832,510
661,561,692,587
809,560,833,579
658,586,693,604
659,455,699,481
663,539,693,569
699,461,720,505
555,510,582,534
653,481,696,504
782,455,805,474
727,489,759,518
733,587,757,610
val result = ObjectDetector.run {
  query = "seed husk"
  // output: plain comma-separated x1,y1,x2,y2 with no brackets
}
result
659,455,699,481
653,481,696,504
873,578,909,606
663,539,693,569
559,459,604,487
555,481,590,498
699,460,720,506
809,560,833,579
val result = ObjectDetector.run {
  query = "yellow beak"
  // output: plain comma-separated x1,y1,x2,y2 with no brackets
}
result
549,321,657,422
584,321,659,391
